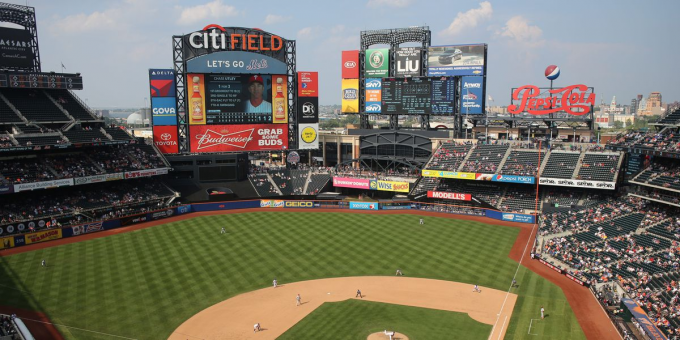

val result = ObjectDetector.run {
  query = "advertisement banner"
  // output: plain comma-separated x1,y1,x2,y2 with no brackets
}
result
153,125,179,154
538,258,564,274
427,191,472,201
149,69,175,97
119,214,147,227
349,202,379,210
176,205,192,215
25,229,62,245
149,208,175,220
186,51,287,74
187,74,206,125
271,75,288,124
333,177,370,190
71,222,103,236
460,76,484,114
14,178,73,192
372,180,410,193
189,124,288,153
475,174,535,185
0,184,13,195
381,205,412,210
485,209,535,224
0,236,14,250
421,170,476,180
298,123,319,150
297,97,319,123
74,172,124,185
0,27,35,69
428,44,485,76
341,79,359,113
539,177,615,190
260,200,284,208
298,72,318,97
191,200,261,212
365,78,382,113
395,47,421,77
284,201,315,208
151,97,178,126
622,298,668,340
341,50,360,79
365,48,390,78
124,168,169,179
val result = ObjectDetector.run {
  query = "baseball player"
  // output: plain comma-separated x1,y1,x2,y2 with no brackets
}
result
221,227,226,234
296,293,301,306
419,218,424,225
254,323,261,332
356,289,363,298
273,278,278,288
541,306,545,319
473,284,481,293
41,259,46,268
396,269,403,276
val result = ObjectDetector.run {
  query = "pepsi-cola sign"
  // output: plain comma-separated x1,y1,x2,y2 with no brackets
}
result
509,84,595,116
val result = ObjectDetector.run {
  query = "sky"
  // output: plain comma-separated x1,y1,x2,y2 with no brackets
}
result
7,0,680,108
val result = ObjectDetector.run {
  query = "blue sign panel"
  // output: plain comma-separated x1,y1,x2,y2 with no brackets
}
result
186,51,288,74
149,69,175,97
460,76,483,114
349,202,379,210
151,97,178,126
490,174,535,185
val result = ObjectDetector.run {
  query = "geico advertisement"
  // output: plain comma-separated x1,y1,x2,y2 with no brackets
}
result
190,124,288,152
153,126,179,154
370,180,410,193
284,201,314,208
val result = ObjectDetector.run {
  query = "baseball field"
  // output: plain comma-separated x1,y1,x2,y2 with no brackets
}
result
0,211,587,339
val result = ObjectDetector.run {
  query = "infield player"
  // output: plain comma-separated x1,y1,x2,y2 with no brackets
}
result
356,289,363,298
296,293,301,306
396,269,403,276
273,278,278,288
254,323,261,332
473,284,481,293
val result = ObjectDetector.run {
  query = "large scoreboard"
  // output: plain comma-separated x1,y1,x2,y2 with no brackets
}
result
0,72,83,90
382,77,456,115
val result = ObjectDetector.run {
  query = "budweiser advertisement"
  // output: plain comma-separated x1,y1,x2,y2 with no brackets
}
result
153,126,179,154
341,50,359,79
189,124,288,153
427,191,471,201
508,84,595,116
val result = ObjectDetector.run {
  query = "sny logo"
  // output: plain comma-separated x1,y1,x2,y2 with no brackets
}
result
366,104,381,112
366,80,381,89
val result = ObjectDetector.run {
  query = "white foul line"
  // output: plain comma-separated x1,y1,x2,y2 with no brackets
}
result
18,317,139,340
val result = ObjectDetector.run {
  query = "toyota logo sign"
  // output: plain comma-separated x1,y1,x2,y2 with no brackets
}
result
161,133,172,141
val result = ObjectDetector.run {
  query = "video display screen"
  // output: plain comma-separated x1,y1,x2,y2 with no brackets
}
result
188,73,288,125
382,77,456,115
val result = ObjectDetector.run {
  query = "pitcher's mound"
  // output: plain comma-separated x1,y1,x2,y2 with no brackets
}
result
367,331,409,340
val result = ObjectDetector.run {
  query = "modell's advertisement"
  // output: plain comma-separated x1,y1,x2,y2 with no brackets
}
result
189,124,288,152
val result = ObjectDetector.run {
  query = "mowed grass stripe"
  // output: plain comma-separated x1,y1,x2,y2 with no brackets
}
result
0,212,584,340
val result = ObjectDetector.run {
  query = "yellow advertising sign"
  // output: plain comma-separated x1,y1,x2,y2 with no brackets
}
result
421,170,476,180
272,75,288,124
341,79,359,113
25,229,62,245
0,236,14,250
188,74,206,125
375,180,410,193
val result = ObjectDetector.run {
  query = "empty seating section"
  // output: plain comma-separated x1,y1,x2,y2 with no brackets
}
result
17,125,45,134
576,153,620,181
306,172,330,195
460,144,509,173
269,170,307,195
436,179,500,207
649,220,679,240
63,129,107,143
127,144,166,169
541,152,579,178
544,190,580,207
251,174,278,196
500,186,537,212
634,165,680,190
411,177,439,196
1,88,69,122
0,98,22,123
426,142,471,171
14,135,63,146
105,127,134,141
658,109,680,125
500,150,544,176
49,90,96,121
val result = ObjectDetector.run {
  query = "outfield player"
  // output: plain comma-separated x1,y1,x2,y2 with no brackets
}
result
221,227,226,234
419,218,424,225
273,278,278,288
41,259,46,267
541,306,545,319
396,269,403,276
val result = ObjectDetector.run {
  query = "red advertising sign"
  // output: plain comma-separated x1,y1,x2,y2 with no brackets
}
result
298,72,318,97
341,50,359,79
427,191,471,201
153,126,179,154
508,84,595,116
189,124,288,153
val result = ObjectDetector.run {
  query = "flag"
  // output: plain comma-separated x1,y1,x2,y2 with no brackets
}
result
61,62,66,70
488,95,494,102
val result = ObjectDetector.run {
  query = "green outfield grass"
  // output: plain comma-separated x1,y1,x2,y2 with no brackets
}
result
0,212,586,339
278,299,491,340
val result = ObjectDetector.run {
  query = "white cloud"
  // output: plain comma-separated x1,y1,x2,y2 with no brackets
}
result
297,27,314,39
176,0,240,26
53,10,119,33
331,25,346,35
367,0,412,8
499,16,544,47
264,14,291,25
440,1,492,37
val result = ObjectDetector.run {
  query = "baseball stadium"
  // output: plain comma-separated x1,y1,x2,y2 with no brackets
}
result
0,2,678,340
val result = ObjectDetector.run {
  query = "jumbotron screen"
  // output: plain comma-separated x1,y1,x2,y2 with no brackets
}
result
382,77,456,115
188,73,288,125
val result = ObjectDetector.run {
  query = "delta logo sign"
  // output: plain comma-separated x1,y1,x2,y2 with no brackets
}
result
508,84,596,116
188,24,283,52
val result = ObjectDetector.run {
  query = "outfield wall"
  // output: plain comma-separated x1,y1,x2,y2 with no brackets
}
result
0,200,534,250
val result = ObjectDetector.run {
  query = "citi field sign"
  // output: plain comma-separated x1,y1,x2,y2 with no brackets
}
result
508,84,595,116
188,24,283,52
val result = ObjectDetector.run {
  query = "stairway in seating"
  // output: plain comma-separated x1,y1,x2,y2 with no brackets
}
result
266,172,283,195
456,144,477,172
572,151,587,179
495,147,514,173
